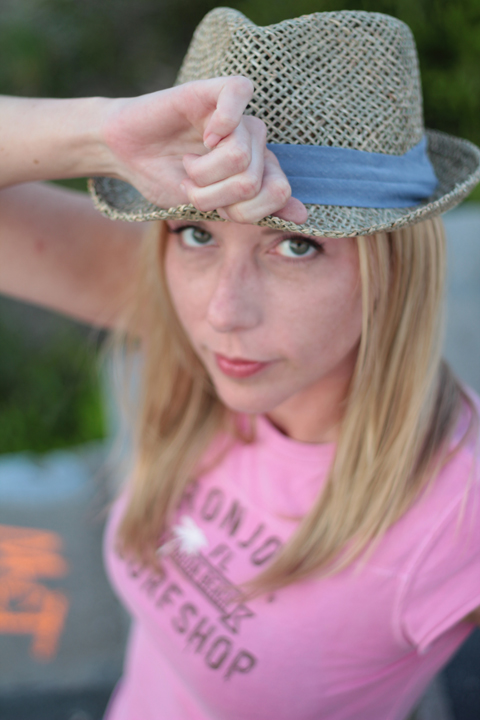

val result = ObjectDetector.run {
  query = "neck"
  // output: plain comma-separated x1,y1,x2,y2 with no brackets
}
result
266,354,356,444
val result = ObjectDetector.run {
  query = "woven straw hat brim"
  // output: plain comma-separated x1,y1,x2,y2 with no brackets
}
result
88,129,480,238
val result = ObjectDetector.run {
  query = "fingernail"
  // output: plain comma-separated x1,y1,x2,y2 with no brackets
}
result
204,133,220,150
217,208,229,221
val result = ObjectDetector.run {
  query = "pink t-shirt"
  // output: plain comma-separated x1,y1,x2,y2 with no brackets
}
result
104,412,480,720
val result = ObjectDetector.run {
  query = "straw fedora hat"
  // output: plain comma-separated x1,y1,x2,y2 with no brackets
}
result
89,8,480,238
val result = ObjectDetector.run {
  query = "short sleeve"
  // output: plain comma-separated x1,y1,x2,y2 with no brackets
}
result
399,483,480,654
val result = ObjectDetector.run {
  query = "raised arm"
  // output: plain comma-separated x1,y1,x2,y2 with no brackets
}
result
0,94,143,325
0,78,307,325
0,95,112,189
0,182,143,327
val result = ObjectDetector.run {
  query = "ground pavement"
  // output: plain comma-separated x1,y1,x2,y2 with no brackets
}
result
0,204,479,720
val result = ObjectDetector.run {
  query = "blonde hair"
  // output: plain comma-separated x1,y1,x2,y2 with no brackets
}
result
116,217,473,591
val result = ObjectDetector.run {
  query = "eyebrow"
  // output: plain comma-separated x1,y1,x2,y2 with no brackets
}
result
259,228,282,235
260,227,327,241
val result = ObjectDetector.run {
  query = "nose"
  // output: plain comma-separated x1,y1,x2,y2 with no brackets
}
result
206,256,262,333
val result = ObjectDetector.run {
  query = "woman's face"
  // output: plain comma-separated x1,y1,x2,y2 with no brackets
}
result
165,219,362,437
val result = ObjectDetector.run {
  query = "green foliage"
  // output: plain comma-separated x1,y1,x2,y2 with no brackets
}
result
469,183,480,202
0,318,105,454
0,0,199,98
53,178,88,193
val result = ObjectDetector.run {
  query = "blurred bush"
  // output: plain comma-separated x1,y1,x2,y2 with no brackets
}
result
0,309,105,454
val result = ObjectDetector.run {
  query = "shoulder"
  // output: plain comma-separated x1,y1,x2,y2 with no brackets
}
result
396,390,480,650
419,386,480,513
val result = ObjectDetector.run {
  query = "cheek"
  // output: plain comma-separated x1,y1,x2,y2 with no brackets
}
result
273,269,362,371
164,242,207,340
318,284,362,348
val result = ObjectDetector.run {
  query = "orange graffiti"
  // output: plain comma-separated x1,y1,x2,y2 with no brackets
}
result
0,524,69,660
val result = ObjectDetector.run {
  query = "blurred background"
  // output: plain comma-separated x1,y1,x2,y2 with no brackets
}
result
0,1,479,719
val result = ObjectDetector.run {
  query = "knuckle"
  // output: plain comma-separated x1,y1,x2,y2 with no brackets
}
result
271,178,291,206
183,157,197,179
232,75,254,96
186,164,204,186
237,172,261,199
214,109,232,129
248,115,267,139
265,147,280,167
227,144,250,173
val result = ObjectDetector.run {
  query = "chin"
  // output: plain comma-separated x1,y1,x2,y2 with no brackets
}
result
212,380,289,416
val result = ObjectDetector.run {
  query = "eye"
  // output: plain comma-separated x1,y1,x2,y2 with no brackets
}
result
276,237,321,259
172,225,214,248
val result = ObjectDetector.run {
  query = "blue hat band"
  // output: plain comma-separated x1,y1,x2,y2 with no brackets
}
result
267,136,438,208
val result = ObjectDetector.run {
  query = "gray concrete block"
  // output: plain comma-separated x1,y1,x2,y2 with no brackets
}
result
443,203,480,393
0,445,128,694
416,676,455,720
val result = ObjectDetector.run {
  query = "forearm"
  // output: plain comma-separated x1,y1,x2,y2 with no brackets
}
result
0,96,115,188
0,182,142,326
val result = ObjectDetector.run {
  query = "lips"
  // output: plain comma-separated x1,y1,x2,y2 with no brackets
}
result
214,353,271,378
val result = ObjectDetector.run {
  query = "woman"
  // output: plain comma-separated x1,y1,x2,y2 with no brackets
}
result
1,8,480,720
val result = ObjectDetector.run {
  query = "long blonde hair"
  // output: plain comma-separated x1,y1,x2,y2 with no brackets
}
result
116,216,473,590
